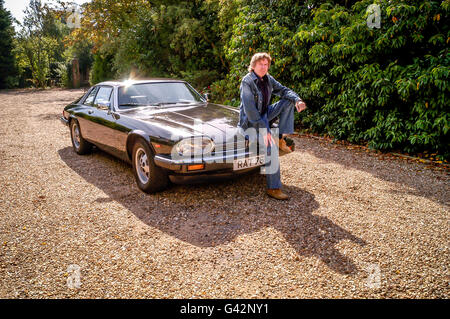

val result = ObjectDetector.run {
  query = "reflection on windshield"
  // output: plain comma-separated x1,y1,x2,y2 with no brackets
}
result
118,82,204,109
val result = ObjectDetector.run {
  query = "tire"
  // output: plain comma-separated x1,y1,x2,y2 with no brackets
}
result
132,139,169,193
70,119,92,155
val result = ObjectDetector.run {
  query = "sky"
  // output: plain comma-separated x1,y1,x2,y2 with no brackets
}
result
4,0,89,25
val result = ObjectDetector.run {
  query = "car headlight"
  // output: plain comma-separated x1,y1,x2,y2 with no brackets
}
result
174,136,215,157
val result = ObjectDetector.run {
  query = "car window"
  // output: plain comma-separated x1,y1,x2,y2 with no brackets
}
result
94,87,113,107
118,82,204,109
84,87,99,105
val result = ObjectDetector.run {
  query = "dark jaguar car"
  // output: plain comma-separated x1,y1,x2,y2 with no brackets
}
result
61,79,265,193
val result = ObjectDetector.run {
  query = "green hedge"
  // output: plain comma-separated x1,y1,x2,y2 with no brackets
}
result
211,0,449,159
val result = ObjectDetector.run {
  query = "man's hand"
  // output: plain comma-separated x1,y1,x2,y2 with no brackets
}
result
264,132,275,147
295,100,307,112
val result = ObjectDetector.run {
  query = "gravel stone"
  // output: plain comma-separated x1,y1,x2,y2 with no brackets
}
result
0,88,448,298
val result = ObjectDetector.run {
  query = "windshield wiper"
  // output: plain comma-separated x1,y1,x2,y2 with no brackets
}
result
149,102,177,106
151,101,195,107
119,101,197,109
119,103,148,107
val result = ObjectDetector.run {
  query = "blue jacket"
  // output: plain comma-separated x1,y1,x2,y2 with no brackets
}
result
238,72,301,133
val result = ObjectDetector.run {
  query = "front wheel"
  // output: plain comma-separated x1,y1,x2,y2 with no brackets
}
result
70,119,92,155
132,139,169,193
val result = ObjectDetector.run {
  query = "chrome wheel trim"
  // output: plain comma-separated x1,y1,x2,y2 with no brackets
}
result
72,122,81,149
135,147,150,184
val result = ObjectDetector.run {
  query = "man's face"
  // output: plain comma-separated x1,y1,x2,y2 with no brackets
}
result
253,58,270,78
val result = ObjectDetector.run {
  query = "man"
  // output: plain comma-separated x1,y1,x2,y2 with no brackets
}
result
238,52,307,200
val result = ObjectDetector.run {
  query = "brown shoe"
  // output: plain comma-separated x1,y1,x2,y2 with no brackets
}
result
279,138,292,153
267,188,289,200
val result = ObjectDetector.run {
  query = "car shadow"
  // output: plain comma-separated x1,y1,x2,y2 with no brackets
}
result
58,146,366,275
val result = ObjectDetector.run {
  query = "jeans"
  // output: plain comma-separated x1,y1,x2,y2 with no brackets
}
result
263,98,295,189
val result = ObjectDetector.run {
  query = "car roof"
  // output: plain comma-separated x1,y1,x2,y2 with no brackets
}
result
97,78,185,87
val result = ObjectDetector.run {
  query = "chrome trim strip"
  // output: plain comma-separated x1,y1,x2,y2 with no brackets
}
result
60,116,69,126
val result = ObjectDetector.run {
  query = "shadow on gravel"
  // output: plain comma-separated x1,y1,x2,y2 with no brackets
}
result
296,138,449,207
37,113,61,121
59,146,366,275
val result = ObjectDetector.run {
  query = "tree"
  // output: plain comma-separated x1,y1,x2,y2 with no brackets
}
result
0,0,18,88
14,0,71,87
70,0,227,88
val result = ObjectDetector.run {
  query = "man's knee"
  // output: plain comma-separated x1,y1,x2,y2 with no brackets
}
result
279,99,295,115
279,98,295,109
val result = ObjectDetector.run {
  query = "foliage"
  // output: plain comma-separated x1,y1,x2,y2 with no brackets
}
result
211,0,449,159
77,0,227,89
15,33,59,87
54,61,71,88
0,0,18,88
69,0,152,84
288,0,449,158
14,0,71,87
89,52,115,84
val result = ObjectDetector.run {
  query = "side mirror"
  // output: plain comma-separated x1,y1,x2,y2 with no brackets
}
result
97,100,111,110
203,93,209,102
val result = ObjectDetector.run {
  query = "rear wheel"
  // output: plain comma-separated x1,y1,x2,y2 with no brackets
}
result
132,139,169,193
70,119,92,155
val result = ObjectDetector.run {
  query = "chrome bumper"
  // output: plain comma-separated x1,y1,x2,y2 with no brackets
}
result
154,150,263,173
60,116,69,126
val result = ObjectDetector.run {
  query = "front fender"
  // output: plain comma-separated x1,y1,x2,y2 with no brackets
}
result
126,130,154,161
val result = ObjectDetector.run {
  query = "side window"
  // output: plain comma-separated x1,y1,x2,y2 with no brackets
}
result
94,87,113,108
84,87,99,105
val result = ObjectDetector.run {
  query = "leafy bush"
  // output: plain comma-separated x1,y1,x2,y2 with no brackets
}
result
54,61,71,88
89,53,115,85
211,0,449,159
289,0,449,158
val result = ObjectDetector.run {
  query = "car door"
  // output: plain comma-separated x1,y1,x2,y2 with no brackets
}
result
76,86,99,142
87,86,128,158
84,85,114,146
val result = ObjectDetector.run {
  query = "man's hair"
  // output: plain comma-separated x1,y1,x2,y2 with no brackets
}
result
248,52,272,73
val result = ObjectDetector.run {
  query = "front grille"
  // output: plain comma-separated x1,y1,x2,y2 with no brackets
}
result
212,138,252,158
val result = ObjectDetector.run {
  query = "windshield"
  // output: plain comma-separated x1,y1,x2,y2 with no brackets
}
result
118,82,204,109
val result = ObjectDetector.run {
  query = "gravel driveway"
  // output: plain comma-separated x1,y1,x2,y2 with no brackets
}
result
0,88,448,298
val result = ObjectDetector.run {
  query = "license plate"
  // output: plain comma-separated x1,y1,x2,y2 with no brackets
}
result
233,155,265,171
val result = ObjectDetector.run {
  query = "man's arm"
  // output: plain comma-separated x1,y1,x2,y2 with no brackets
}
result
271,76,307,113
270,76,301,102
